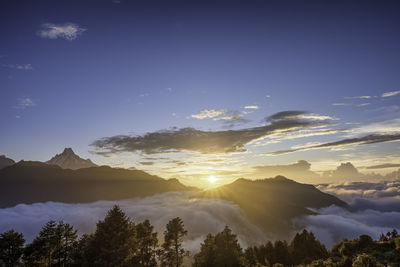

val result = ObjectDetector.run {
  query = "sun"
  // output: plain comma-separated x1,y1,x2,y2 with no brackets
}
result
208,176,217,184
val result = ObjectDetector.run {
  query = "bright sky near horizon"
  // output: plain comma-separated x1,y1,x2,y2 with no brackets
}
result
1,0,400,187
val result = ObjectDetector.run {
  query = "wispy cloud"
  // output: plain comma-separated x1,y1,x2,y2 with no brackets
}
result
344,95,372,99
191,109,227,119
2,64,33,70
244,105,259,109
382,90,400,98
39,23,86,41
16,98,36,109
269,133,400,155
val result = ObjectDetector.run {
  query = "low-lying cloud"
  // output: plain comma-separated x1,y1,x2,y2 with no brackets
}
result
296,199,400,248
0,192,267,251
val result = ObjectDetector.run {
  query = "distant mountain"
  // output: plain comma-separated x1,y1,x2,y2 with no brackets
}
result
0,155,15,169
197,176,347,238
0,161,193,208
46,148,97,170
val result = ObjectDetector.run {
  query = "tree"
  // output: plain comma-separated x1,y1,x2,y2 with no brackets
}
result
290,229,328,265
131,219,158,267
0,230,25,267
352,253,377,267
273,240,291,266
194,226,245,267
88,205,137,266
160,217,187,267
22,220,77,266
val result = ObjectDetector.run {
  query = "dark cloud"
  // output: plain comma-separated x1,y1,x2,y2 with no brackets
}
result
91,111,327,155
266,110,307,122
367,163,400,169
138,161,155,166
270,133,400,155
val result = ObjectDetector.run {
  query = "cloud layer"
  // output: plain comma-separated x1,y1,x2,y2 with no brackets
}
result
0,192,266,251
91,111,332,155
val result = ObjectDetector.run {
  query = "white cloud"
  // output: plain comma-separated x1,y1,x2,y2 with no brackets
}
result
16,98,36,109
39,23,86,41
191,109,227,119
2,64,33,70
381,90,400,97
382,90,400,98
244,105,259,109
345,96,372,99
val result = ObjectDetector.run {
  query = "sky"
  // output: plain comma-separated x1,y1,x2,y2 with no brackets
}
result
1,0,400,187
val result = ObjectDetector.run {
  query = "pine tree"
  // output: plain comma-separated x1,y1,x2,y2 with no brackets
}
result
160,217,187,267
131,219,158,267
0,230,25,267
89,205,137,266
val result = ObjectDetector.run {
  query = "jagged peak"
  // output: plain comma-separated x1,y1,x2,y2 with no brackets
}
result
61,147,75,156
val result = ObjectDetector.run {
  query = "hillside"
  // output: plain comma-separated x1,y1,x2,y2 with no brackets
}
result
0,161,193,208
197,176,347,237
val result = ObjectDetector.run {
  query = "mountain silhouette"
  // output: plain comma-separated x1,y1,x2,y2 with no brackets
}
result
197,176,347,238
46,148,97,170
0,161,191,208
0,155,15,170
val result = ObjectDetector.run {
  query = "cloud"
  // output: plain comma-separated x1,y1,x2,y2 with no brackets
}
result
366,163,400,169
269,133,400,155
191,109,227,119
296,204,400,248
316,181,400,202
39,23,86,41
345,96,372,99
16,98,36,109
252,160,320,181
244,105,259,109
2,64,33,70
91,111,329,155
0,192,267,250
294,180,400,247
382,90,400,98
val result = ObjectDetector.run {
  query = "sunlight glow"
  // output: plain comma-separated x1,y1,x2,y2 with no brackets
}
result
208,176,217,184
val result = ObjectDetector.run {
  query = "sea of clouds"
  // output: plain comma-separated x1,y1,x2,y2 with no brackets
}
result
0,192,267,251
1,181,399,250
296,181,400,247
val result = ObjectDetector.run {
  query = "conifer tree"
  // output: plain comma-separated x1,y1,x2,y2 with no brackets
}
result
0,230,25,267
160,217,187,267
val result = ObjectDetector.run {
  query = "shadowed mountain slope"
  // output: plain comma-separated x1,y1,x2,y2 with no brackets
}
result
197,176,347,237
0,161,192,208
0,155,15,170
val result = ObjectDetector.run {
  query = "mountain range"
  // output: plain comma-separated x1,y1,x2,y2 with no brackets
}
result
0,148,348,236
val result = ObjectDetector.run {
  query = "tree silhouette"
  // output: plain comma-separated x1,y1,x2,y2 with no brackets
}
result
23,220,77,266
194,226,245,267
290,229,328,265
88,205,137,266
160,217,187,267
0,230,25,267
131,219,158,267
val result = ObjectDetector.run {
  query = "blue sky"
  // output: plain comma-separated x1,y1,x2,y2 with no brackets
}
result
1,0,400,186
